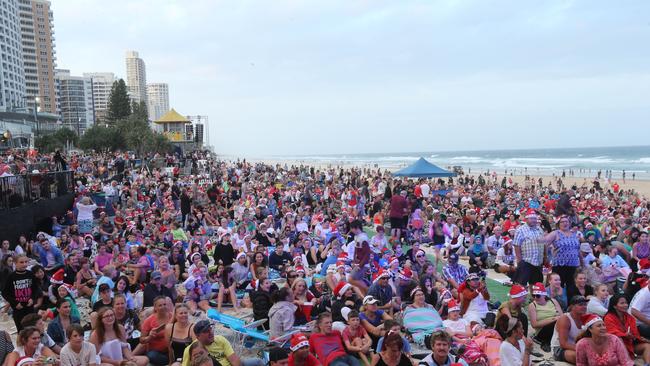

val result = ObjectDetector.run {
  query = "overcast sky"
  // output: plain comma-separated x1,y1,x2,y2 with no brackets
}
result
52,0,650,156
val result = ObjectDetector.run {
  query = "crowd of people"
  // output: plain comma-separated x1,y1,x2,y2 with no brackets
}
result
0,148,649,366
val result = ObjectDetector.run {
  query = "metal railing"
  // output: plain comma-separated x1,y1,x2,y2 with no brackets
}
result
0,170,75,210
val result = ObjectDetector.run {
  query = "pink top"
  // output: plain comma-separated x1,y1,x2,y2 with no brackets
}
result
575,334,633,366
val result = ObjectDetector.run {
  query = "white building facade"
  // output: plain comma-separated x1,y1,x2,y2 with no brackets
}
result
55,69,94,135
83,72,115,123
125,50,147,107
146,82,168,123
0,0,27,112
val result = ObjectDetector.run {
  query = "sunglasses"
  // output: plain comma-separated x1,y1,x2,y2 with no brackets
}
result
416,255,425,258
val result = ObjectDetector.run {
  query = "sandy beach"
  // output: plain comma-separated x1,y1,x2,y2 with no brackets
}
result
241,157,650,197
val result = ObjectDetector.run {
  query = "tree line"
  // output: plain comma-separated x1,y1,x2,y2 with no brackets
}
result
36,79,172,155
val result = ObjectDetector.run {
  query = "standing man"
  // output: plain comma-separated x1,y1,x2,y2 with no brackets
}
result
348,220,371,293
513,209,546,293
389,190,408,242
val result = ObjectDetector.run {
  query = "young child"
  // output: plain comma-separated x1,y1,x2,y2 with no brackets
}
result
376,319,412,357
342,310,372,366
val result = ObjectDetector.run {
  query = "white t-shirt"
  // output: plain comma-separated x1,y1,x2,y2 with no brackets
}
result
443,318,469,335
60,341,97,366
499,339,530,366
630,287,650,324
420,184,431,198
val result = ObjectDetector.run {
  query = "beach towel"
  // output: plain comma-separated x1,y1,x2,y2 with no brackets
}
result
402,307,443,345
472,329,503,366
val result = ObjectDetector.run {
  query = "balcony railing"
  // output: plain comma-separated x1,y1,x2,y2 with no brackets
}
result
0,170,74,210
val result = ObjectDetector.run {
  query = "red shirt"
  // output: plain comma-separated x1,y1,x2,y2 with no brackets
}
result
389,195,407,219
309,331,347,366
603,312,641,358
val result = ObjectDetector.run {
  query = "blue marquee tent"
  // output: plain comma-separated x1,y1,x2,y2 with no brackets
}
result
392,157,456,178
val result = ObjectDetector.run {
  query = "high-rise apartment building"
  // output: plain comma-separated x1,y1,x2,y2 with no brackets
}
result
125,50,147,107
19,0,57,114
0,0,27,112
146,83,169,122
83,72,115,123
55,69,94,135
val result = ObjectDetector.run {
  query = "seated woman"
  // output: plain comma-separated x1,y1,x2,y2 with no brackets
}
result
268,287,297,340
586,284,610,316
403,292,444,346
567,270,594,304
528,282,562,353
250,278,273,330
5,327,57,366
165,304,196,366
603,293,650,365
497,316,533,366
369,331,413,366
90,307,149,366
468,235,488,269
216,266,240,313
74,257,97,298
546,272,568,312
113,276,135,310
575,314,633,366
291,278,317,325
493,236,516,279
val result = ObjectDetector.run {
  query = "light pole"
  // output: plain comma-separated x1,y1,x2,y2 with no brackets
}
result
33,97,40,136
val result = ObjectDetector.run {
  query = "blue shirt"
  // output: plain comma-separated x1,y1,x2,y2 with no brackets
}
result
320,255,338,276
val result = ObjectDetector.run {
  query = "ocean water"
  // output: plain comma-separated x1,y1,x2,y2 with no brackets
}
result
274,145,650,179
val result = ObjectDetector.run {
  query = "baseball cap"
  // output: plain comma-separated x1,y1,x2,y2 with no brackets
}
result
193,320,213,334
448,253,459,262
151,271,162,280
363,296,379,305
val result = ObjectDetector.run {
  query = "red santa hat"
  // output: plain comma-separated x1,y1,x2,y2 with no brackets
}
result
398,268,413,281
447,299,460,312
248,279,258,291
295,266,305,274
503,236,512,245
15,357,36,366
51,268,65,285
639,258,650,272
509,284,528,299
581,314,603,330
290,333,310,352
336,261,345,270
531,282,547,296
373,269,390,283
525,209,537,219
334,281,352,298
389,256,399,266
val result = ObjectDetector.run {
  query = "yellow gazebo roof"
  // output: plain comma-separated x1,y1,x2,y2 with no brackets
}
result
154,108,190,124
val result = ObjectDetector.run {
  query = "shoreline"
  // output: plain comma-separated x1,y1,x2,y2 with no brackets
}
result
236,157,650,197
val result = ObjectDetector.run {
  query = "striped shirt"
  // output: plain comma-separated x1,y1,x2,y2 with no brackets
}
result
514,224,545,266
